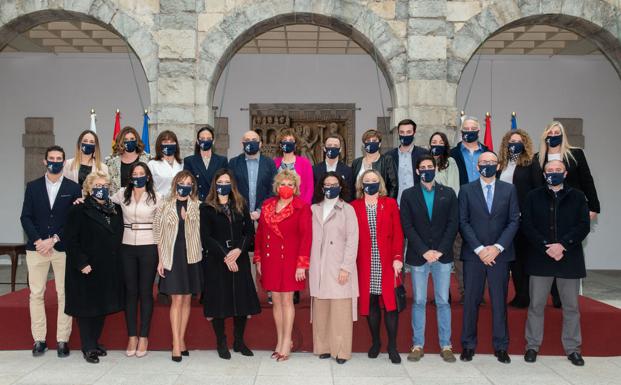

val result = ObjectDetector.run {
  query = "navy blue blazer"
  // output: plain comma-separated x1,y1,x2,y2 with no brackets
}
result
183,153,228,201
458,179,520,263
228,153,277,212
20,176,82,252
449,142,489,186
312,161,354,202
387,145,429,195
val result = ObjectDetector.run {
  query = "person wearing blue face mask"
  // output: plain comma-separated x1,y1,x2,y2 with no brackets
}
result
105,126,150,194
64,170,124,364
386,119,429,204
229,130,277,221
20,145,82,359
273,128,314,205
497,130,543,309
458,151,520,364
64,130,108,187
449,116,489,187
400,155,459,363
521,160,590,367
312,134,355,203
183,125,229,202
352,129,398,199
148,130,183,198
154,170,203,362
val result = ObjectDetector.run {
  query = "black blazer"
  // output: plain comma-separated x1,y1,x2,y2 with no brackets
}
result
351,154,398,198
521,186,590,279
400,183,458,266
458,179,520,262
229,153,277,211
387,145,429,195
497,161,543,211
534,148,600,213
449,142,489,186
312,161,355,203
183,153,228,201
20,176,82,252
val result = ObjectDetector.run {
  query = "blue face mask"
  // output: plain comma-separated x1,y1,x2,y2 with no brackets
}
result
198,139,213,151
479,164,498,178
508,142,524,155
323,185,341,199
161,143,177,156
546,134,563,148
124,140,137,153
419,169,436,183
462,130,479,143
91,187,109,201
545,172,565,186
81,143,95,155
363,182,380,196
176,184,192,197
216,183,232,196
132,176,148,188
430,145,445,156
364,141,380,154
325,147,340,159
243,141,260,155
399,135,414,146
46,160,64,175
280,141,295,154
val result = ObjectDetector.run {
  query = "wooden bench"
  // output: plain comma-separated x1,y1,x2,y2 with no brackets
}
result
0,243,27,292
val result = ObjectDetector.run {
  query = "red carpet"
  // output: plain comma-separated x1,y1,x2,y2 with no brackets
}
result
2,277,620,356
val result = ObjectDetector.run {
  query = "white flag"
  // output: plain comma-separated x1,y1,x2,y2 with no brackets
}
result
90,110,97,133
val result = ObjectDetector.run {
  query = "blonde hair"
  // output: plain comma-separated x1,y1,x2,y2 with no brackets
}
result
83,170,110,197
272,169,301,196
355,169,388,198
538,121,576,169
498,129,534,170
73,130,103,171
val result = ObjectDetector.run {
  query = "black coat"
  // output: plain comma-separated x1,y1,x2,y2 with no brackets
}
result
534,148,600,213
521,186,590,279
200,204,261,318
400,183,458,266
351,154,398,198
183,153,229,201
229,153,277,212
449,142,489,186
497,161,543,211
312,161,355,203
64,198,124,317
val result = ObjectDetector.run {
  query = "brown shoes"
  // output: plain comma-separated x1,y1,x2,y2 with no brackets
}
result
407,347,424,362
441,348,457,362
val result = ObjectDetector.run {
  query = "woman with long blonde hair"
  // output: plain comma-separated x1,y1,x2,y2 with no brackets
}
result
64,130,108,187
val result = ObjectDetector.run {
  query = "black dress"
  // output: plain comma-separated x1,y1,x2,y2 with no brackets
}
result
200,203,261,318
159,200,203,295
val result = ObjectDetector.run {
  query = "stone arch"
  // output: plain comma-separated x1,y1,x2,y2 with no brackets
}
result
0,2,158,82
198,0,408,122
449,0,621,85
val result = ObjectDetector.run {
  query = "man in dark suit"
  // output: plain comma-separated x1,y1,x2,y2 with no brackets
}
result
401,154,459,363
20,145,82,358
229,130,277,220
312,134,354,203
183,125,228,201
386,119,429,204
458,151,520,364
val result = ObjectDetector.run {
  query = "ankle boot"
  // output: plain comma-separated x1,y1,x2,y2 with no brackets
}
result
233,316,253,356
211,318,231,359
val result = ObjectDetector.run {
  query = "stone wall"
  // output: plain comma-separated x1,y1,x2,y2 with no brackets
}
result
1,0,620,154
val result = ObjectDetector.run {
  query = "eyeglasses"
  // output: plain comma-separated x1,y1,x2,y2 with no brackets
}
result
93,183,110,189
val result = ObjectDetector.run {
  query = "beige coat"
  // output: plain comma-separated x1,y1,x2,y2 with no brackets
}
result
153,197,202,270
63,158,108,185
309,199,359,320
111,188,161,246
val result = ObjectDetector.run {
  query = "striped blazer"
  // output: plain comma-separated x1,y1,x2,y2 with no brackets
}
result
153,197,202,270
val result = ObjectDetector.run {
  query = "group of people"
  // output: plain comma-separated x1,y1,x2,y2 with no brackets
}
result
20,116,598,367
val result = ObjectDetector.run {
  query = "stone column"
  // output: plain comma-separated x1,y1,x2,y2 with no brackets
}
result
22,118,54,184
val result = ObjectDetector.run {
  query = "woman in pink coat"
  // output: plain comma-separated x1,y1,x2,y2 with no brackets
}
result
273,128,314,204
309,172,359,364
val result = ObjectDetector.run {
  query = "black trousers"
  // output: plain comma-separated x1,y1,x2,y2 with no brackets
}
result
121,244,158,337
77,315,106,352
367,294,399,351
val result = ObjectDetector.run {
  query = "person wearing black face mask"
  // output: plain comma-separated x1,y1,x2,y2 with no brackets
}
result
352,129,398,199
148,130,183,198
21,145,82,359
65,130,108,187
229,130,277,221
449,116,489,187
386,119,429,204
312,134,355,203
521,160,590,367
458,151,520,364
109,162,160,358
64,171,124,364
183,125,229,201
105,126,150,194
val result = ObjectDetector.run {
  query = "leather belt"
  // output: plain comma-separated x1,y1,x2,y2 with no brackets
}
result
124,223,153,231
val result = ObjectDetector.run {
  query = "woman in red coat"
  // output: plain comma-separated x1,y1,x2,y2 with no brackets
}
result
351,169,404,364
254,169,312,361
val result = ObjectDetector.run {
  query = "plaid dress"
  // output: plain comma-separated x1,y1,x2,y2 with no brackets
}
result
366,203,382,295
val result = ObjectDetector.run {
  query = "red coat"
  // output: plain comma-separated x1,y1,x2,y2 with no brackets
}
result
351,196,404,316
254,196,312,292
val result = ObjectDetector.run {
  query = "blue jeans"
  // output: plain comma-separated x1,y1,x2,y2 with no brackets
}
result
410,261,452,348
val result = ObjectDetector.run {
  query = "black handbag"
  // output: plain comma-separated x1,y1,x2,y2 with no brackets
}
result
394,274,407,313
